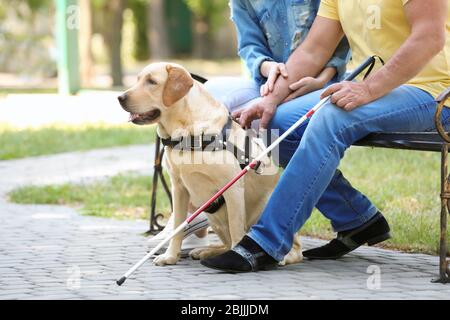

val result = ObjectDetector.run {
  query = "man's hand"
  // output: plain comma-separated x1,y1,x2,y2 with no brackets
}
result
321,81,374,111
232,98,277,129
260,62,288,97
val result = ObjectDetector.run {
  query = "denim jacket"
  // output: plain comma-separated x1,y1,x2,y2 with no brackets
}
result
230,0,351,84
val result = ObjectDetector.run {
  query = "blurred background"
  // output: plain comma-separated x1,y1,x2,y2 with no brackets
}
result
0,0,241,93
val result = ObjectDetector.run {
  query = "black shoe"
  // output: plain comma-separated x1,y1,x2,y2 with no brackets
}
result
200,236,278,273
303,212,391,260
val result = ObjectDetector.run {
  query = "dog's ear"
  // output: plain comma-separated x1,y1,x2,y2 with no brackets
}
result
162,65,194,107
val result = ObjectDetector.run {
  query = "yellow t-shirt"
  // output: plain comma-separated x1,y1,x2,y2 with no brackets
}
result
318,0,450,98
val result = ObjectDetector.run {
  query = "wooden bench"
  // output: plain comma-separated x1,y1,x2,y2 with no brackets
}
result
147,80,450,284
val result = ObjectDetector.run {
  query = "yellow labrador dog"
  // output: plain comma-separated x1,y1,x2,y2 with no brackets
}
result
118,62,302,267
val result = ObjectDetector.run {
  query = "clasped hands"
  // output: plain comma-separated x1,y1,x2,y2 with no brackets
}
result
233,62,374,129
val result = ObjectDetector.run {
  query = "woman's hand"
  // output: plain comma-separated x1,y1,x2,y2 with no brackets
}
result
260,62,288,97
284,76,326,102
321,81,374,111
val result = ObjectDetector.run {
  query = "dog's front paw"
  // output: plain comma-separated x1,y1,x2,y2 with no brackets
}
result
189,247,206,260
279,250,303,266
189,247,227,260
153,253,180,266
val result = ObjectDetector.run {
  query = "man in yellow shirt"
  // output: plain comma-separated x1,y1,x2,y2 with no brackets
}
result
201,0,450,272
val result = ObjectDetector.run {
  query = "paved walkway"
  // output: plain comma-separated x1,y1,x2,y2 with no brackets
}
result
0,145,449,300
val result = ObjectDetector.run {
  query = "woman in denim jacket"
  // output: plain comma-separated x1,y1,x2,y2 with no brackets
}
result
206,0,351,116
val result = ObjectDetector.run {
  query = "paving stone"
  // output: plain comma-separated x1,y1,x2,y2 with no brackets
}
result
1,145,450,300
0,294,34,300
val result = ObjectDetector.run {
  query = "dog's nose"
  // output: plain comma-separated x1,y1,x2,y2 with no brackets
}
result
118,93,128,105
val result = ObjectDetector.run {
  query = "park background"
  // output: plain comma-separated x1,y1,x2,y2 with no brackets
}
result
0,0,448,257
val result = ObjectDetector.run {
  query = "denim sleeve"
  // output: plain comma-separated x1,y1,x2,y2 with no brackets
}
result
230,0,274,85
325,37,351,81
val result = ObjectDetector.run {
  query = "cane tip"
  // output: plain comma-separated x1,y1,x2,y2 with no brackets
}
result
116,276,126,286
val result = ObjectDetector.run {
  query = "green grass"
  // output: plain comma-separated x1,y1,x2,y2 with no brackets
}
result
8,146,450,255
8,173,171,220
0,123,156,160
303,147,448,255
0,88,58,96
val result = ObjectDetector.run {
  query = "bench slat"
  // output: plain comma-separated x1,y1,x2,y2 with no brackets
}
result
355,132,447,152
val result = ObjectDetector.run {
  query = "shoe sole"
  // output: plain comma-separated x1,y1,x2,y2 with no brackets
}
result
147,220,210,255
200,260,277,273
153,247,206,257
305,232,392,260
367,232,391,246
184,220,209,238
153,243,208,257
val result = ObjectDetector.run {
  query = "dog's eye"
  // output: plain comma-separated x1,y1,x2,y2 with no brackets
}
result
146,78,156,85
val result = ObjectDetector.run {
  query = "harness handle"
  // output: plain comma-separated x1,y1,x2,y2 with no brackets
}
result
344,55,385,82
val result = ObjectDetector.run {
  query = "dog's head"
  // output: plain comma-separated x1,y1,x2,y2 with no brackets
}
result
118,62,194,125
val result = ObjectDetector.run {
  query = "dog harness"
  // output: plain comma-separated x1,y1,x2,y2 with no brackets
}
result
160,115,260,214
161,115,258,170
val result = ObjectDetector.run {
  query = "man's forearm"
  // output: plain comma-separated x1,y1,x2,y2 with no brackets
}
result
264,17,344,105
266,48,328,105
365,1,447,100
365,34,444,100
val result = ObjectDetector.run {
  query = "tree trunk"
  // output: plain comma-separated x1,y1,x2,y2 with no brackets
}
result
79,0,93,87
104,0,127,87
148,0,170,59
192,16,212,59
130,0,150,61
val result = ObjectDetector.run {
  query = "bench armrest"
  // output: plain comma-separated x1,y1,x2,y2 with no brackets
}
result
434,86,450,143
437,87,450,104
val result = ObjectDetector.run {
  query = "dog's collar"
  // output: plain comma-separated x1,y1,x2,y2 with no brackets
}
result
161,114,254,170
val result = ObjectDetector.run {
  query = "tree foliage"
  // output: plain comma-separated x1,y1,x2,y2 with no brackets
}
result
183,0,229,33
128,0,150,61
24,0,51,10
1,0,52,16
0,0,56,75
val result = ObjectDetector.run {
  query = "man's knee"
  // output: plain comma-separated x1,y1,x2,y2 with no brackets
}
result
269,106,292,133
309,104,349,135
269,91,325,135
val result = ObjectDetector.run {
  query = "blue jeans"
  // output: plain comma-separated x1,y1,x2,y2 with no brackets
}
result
248,85,450,261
